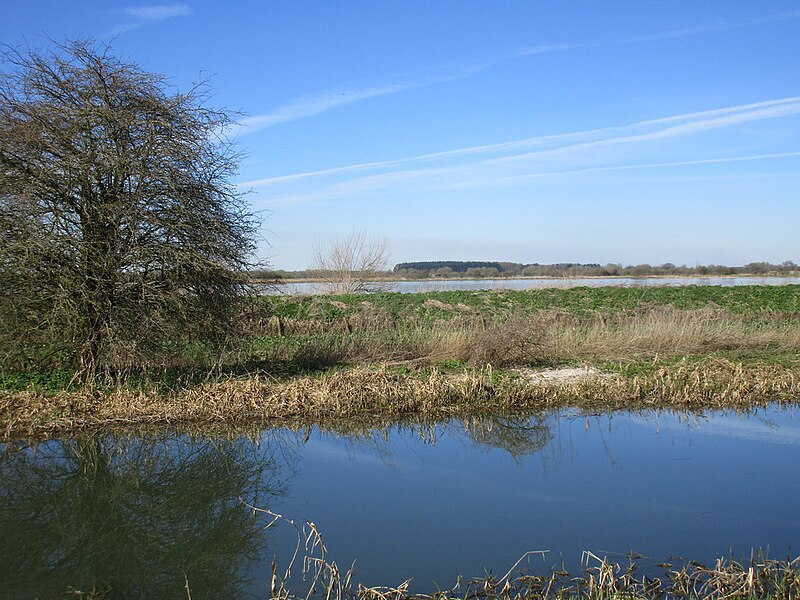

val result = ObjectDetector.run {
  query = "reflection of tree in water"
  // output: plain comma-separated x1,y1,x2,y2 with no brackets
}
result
300,415,556,464
0,432,286,599
461,415,553,460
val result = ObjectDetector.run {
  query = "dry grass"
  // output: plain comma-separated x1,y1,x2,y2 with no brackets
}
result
204,506,800,600
435,317,546,367
545,306,800,361
3,357,799,440
245,306,800,372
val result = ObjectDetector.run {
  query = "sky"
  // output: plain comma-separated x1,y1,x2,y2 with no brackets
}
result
2,1,800,270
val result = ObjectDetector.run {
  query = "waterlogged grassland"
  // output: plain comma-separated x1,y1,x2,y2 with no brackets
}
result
1,285,799,437
259,284,800,323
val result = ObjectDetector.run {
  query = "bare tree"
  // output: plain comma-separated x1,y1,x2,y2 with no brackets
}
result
312,231,392,294
0,40,258,374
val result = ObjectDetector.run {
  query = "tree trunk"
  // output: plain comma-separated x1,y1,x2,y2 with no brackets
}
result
78,197,120,374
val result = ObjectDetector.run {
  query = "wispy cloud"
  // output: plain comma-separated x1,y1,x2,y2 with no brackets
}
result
442,151,800,190
240,98,800,206
104,4,192,37
239,10,800,133
124,4,192,20
250,148,800,206
514,43,576,57
238,65,488,132
238,60,498,134
238,46,577,134
478,98,800,170
240,97,800,193
620,9,800,44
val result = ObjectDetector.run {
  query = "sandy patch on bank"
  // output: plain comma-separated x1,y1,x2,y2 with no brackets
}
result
518,366,604,385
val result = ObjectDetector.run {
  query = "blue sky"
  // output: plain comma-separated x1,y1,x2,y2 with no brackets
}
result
3,2,800,269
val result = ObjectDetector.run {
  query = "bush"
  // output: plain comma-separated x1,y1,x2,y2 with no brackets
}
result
466,317,545,367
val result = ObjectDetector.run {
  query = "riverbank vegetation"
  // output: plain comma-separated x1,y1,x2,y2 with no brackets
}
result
294,555,800,600
249,507,800,600
2,285,799,439
270,516,800,600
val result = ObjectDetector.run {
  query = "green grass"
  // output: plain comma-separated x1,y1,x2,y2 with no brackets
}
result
244,286,800,379
0,368,81,393
258,285,800,325
3,285,799,394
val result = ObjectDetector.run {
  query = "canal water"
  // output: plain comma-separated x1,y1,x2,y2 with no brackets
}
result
2,406,798,598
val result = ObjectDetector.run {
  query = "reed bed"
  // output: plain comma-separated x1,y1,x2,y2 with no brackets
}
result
3,357,799,440
284,552,800,600
240,508,800,600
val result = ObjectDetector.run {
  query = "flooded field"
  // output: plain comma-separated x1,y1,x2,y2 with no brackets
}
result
2,406,799,598
273,276,800,295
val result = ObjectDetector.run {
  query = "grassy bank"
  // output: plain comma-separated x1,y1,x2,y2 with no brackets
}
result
2,285,799,438
3,358,799,439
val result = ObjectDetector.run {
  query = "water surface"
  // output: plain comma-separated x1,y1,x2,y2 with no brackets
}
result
2,407,798,598
273,276,800,295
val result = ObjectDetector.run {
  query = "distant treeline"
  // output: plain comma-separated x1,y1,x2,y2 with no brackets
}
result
393,261,523,273
391,260,800,279
250,260,799,281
